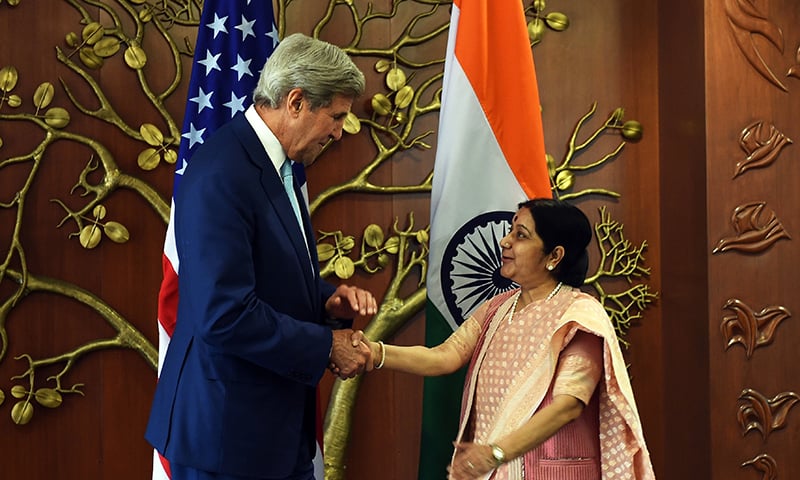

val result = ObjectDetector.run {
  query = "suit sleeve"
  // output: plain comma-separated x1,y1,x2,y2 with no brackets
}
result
318,280,355,329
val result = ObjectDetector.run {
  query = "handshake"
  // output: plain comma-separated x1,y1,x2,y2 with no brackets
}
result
328,329,380,379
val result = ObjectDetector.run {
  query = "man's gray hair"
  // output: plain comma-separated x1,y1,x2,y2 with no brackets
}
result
253,33,365,110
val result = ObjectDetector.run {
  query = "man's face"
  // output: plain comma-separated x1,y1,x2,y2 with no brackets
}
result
287,94,353,167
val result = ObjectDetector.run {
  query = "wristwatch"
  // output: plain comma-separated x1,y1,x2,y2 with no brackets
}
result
489,443,506,466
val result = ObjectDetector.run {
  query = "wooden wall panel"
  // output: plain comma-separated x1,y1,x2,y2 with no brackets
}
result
706,0,800,479
5,0,798,479
535,1,665,477
0,2,182,478
657,0,711,477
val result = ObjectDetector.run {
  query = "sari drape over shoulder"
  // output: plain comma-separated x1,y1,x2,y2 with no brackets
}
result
453,287,655,480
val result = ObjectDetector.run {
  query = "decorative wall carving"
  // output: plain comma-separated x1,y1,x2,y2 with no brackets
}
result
741,453,778,480
549,103,642,201
0,1,192,426
712,202,790,254
737,388,800,439
720,298,790,358
787,43,800,80
736,389,797,477
725,0,787,91
722,4,798,477
734,121,792,178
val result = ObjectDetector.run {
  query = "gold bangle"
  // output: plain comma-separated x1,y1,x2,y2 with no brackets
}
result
375,341,386,369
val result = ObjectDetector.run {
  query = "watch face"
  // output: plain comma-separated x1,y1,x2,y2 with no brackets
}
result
492,445,505,463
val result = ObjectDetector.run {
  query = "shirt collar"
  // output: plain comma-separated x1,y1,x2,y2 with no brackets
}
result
244,104,285,175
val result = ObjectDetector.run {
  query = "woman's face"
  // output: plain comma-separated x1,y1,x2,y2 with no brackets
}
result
499,207,553,287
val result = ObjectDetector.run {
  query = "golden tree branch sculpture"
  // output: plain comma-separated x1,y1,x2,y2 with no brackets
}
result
0,0,197,423
584,207,657,345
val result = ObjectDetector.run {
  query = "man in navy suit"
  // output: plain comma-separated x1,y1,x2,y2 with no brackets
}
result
145,33,375,480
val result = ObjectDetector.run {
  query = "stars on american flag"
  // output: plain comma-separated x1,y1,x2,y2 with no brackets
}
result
223,93,248,117
207,13,228,38
231,54,253,81
267,24,280,49
190,87,214,113
174,3,277,183
235,15,257,41
197,50,222,75
182,123,206,149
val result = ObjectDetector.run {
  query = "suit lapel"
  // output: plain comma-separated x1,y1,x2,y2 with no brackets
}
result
230,115,318,291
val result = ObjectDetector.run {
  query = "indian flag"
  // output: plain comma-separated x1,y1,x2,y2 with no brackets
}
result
420,0,551,477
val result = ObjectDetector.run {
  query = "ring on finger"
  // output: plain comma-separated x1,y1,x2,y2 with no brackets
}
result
467,461,474,469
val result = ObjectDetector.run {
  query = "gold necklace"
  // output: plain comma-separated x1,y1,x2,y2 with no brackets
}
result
506,282,563,324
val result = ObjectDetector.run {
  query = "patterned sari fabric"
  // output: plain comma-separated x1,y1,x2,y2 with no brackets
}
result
452,286,655,480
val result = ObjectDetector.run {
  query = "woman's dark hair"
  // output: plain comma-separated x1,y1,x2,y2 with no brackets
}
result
518,198,592,287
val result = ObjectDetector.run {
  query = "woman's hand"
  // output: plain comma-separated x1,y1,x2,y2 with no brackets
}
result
447,442,496,480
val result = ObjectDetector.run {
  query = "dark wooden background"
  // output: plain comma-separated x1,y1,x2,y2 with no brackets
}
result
1,0,798,479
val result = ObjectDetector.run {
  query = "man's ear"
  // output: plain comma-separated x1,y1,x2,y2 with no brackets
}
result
286,88,304,115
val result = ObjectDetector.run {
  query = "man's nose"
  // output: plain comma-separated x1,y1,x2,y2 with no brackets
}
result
331,123,344,141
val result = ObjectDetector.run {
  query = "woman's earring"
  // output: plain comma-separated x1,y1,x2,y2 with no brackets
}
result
546,264,554,271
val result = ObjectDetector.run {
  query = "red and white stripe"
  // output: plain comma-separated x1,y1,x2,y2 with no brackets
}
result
153,201,178,480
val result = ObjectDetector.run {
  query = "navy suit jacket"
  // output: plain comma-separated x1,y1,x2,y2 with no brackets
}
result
145,113,343,478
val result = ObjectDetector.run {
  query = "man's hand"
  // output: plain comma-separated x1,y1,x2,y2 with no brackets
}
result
325,284,378,319
329,329,371,379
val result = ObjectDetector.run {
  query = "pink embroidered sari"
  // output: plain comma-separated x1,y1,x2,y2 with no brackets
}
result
453,286,655,480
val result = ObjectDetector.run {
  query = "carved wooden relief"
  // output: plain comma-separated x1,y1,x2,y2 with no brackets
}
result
734,121,792,178
741,453,778,480
737,388,800,439
712,202,790,254
787,44,800,80
722,3,798,479
725,0,787,91
720,299,790,358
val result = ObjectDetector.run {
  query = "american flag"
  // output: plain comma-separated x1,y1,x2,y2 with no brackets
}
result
154,2,320,478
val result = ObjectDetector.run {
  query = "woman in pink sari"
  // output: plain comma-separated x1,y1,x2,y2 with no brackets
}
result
366,199,655,480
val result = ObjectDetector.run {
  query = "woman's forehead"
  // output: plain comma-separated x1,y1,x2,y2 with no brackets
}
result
512,208,535,228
